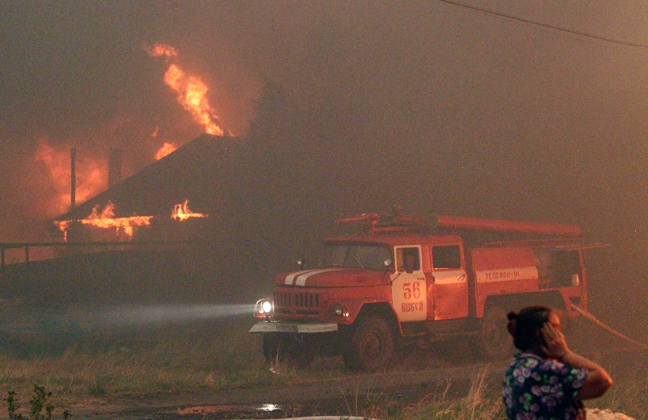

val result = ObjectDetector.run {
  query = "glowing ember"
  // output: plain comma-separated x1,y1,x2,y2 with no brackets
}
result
171,200,208,221
55,201,152,241
145,43,228,136
145,44,178,59
155,142,177,160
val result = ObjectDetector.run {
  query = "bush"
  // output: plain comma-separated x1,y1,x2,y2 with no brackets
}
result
6,385,70,420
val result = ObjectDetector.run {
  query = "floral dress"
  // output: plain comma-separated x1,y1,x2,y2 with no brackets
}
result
503,353,588,420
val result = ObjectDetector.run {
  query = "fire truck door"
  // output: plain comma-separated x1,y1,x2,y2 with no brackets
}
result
391,246,427,322
431,244,469,320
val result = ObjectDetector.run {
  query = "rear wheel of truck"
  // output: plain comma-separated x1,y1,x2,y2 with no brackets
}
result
263,333,315,369
477,306,512,360
343,315,394,371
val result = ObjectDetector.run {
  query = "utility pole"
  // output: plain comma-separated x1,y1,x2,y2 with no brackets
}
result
71,148,76,210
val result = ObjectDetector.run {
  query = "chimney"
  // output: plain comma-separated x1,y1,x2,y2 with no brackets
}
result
70,148,76,210
108,148,122,188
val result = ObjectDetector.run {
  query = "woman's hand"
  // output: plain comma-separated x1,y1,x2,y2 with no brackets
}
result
542,322,613,399
539,322,569,360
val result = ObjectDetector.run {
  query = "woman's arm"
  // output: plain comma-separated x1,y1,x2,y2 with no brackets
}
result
541,323,613,400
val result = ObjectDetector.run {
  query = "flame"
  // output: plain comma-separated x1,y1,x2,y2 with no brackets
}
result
146,43,228,136
55,201,152,241
171,200,207,221
34,137,106,217
155,142,177,160
144,44,178,59
54,199,208,242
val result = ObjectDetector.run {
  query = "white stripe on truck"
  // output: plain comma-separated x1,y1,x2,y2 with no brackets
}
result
284,268,344,286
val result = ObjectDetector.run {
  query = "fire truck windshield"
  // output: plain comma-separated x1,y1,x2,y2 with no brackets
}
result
322,243,392,270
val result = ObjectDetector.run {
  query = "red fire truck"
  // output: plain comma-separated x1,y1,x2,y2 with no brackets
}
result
250,212,592,371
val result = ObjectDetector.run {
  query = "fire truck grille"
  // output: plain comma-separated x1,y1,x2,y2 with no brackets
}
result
274,291,321,316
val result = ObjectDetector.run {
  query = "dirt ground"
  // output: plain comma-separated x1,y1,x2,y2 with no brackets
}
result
64,361,496,419
63,322,646,420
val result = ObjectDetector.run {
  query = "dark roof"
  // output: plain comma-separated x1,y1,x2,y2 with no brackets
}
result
57,134,246,221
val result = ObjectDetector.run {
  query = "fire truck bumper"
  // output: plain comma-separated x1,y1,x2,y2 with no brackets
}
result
249,321,339,334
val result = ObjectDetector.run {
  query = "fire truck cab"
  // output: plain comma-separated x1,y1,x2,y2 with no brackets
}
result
250,212,592,371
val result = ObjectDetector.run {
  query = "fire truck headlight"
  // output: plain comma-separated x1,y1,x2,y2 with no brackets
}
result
333,303,349,317
262,300,273,313
254,298,274,319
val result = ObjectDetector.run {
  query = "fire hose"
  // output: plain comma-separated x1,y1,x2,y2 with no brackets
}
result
570,303,648,350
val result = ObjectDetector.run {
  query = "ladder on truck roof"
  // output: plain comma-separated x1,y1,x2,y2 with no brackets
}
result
336,212,583,237
482,238,609,250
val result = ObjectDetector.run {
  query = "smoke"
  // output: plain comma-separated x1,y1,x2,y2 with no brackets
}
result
2,1,648,337
32,135,107,218
4,114,169,241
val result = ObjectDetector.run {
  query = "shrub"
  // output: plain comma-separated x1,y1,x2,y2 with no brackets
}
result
6,385,70,420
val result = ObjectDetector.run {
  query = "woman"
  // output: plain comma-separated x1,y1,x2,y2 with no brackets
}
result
503,306,613,420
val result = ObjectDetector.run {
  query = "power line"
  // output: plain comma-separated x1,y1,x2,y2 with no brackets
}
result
437,0,648,49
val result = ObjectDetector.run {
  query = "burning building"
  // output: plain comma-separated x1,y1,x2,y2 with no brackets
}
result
0,43,276,308
54,134,242,245
1,134,265,307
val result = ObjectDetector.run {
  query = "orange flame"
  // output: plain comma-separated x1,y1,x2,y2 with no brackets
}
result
155,142,178,160
171,200,208,221
55,201,152,241
146,43,228,136
55,200,208,241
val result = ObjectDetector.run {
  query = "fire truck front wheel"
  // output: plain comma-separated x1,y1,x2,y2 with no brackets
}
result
343,315,394,372
477,306,512,360
263,333,315,369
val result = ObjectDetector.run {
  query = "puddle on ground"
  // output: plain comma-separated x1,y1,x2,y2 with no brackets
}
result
257,404,283,412
175,403,287,419
172,399,363,419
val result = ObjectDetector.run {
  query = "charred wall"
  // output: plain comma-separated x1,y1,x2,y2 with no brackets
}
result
0,243,253,310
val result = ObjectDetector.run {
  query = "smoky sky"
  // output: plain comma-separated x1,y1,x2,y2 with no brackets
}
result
2,1,648,335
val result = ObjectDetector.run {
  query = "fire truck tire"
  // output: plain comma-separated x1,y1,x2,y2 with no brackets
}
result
343,315,394,371
477,306,512,360
263,333,315,368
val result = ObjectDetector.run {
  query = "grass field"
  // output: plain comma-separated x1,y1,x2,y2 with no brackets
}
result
0,304,646,419
0,315,275,396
